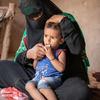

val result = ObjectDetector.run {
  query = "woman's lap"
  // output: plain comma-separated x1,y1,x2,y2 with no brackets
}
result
0,60,30,92
55,77,91,100
0,60,90,100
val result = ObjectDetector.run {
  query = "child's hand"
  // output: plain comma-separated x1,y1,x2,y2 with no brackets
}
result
44,45,55,61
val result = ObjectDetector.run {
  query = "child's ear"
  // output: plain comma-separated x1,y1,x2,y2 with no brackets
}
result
60,38,64,44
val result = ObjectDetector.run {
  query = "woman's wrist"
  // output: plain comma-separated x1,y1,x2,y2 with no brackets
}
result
26,49,33,59
26,50,30,59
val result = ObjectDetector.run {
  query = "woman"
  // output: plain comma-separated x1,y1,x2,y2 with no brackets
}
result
0,0,90,100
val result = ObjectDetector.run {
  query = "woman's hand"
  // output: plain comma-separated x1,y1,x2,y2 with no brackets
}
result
26,43,45,60
46,15,65,23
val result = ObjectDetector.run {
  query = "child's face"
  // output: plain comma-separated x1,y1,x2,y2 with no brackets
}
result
44,28,64,49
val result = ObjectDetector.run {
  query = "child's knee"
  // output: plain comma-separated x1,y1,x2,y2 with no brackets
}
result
25,81,34,91
38,79,50,89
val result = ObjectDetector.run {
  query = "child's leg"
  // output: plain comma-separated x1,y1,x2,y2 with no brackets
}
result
38,77,61,100
39,88,57,100
25,82,46,100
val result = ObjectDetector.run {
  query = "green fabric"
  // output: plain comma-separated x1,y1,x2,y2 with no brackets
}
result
62,12,76,22
19,0,41,16
14,29,27,61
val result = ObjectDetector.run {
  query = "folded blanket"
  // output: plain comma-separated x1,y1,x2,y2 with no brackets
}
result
0,87,28,100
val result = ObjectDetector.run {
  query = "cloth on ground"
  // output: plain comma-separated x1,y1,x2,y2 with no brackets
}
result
0,87,28,100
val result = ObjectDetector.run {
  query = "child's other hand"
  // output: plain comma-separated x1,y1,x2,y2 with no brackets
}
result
44,45,54,60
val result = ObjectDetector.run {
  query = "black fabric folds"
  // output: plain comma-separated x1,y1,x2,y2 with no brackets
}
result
60,17,85,54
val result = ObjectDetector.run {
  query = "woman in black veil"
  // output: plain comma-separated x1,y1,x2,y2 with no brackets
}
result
0,0,90,100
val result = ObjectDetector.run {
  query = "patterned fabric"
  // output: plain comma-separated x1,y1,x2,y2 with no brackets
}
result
14,29,27,60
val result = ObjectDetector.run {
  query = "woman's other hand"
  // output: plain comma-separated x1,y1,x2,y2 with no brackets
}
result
46,15,65,23
26,43,45,60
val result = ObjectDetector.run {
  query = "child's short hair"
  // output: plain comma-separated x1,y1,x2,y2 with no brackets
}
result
45,22,61,33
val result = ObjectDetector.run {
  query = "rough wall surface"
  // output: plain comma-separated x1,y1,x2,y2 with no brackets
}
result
0,0,25,57
0,0,100,71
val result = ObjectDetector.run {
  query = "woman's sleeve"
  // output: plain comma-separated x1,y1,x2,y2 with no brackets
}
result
14,29,32,65
60,13,90,68
60,15,85,55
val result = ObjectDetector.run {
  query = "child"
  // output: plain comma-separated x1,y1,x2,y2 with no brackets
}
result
25,22,66,100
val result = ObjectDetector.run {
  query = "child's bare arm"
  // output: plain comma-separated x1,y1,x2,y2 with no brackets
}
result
45,46,66,72
50,50,66,72
33,60,38,69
